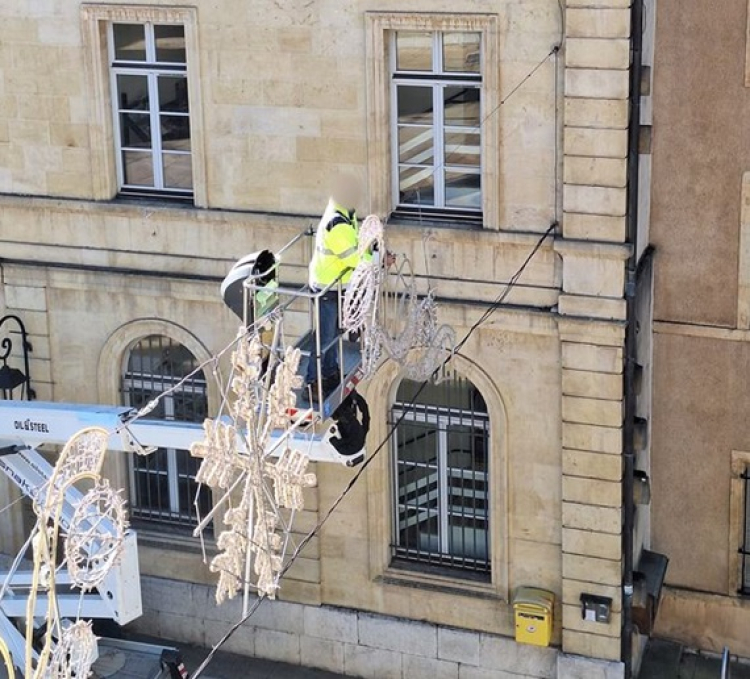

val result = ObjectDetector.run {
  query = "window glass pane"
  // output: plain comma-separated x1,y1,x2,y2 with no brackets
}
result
158,75,189,113
161,115,191,151
396,31,432,71
444,86,480,127
117,74,149,111
122,150,154,186
399,166,434,206
444,131,480,167
397,85,433,124
443,32,481,73
393,376,490,575
154,24,186,63
445,172,481,209
120,112,151,149
162,153,193,190
113,23,146,61
398,127,433,166
133,467,169,513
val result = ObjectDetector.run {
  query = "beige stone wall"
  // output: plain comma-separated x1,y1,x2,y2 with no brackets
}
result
0,0,561,225
0,0,637,671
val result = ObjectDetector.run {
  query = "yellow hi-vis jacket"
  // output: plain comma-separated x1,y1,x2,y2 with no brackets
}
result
309,198,368,289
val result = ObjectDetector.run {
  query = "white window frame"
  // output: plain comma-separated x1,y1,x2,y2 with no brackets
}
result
81,5,207,206
391,388,490,577
389,31,483,215
121,340,209,530
365,13,499,228
109,23,192,196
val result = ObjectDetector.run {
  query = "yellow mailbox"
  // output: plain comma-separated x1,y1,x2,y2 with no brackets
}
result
513,587,555,647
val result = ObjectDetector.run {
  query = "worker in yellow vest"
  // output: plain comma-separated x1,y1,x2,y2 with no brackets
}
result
304,197,364,400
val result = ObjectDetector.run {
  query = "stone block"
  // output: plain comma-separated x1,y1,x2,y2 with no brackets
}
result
562,502,621,534
300,635,345,674
562,423,622,455
343,643,402,679
437,626,480,664
566,9,631,38
475,633,517,671
219,622,255,657
4,285,46,311
514,641,559,679
563,396,622,427
251,599,304,634
562,370,622,400
562,449,622,481
563,633,622,663
358,613,437,657
563,213,626,242
8,120,49,145
403,654,459,679
565,70,630,101
564,156,627,187
303,605,358,644
474,633,557,677
565,98,629,131
253,628,301,665
566,0,631,6
562,527,621,560
564,127,628,158
158,611,205,646
563,554,621,586
562,580,621,613
564,185,627,217
562,476,622,507
557,652,624,678
458,667,522,679
562,343,623,374
558,294,627,321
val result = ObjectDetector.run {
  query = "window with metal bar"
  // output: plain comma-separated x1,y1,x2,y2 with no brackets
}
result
390,374,490,578
110,22,193,199
740,469,750,594
391,30,482,221
121,335,210,531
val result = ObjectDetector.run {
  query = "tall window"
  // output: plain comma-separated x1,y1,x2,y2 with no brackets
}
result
391,375,490,578
391,30,482,219
741,469,750,594
121,336,209,529
110,23,193,198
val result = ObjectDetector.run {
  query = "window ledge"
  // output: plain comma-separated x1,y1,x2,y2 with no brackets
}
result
388,210,484,231
377,567,502,601
134,526,216,555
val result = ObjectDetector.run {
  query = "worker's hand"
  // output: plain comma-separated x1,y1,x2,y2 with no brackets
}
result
385,251,397,268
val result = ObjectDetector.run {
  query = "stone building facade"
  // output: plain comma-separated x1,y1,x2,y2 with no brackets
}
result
649,0,750,660
0,0,651,677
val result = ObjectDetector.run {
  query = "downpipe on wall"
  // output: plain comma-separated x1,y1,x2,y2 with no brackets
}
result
623,0,645,676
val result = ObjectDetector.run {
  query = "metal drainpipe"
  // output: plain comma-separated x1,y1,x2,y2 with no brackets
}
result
623,0,644,676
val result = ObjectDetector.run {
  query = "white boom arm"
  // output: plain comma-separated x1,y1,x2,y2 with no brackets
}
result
0,400,362,466
0,399,362,675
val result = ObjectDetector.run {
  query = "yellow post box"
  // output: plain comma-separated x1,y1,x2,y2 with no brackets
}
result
513,587,555,647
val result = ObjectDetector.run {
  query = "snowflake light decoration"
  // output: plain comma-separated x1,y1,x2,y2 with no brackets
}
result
194,330,317,605
265,346,303,429
191,419,242,490
265,447,316,511
64,480,128,591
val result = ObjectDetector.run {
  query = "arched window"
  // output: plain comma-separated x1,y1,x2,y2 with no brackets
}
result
391,374,490,577
121,335,210,530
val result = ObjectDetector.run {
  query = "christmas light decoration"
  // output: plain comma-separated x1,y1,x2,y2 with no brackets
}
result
64,480,128,591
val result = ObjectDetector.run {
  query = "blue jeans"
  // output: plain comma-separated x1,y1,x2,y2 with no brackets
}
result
306,291,339,384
